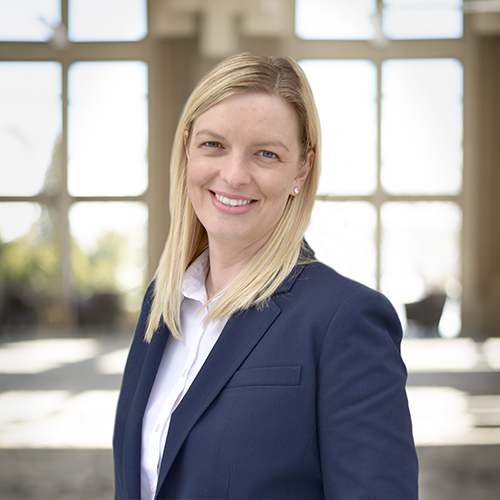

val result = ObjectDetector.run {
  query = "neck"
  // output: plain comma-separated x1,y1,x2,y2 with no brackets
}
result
205,236,269,300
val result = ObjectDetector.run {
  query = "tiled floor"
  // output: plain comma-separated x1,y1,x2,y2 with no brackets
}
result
1,334,499,499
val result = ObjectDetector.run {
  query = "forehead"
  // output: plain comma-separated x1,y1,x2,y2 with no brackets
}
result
192,92,300,139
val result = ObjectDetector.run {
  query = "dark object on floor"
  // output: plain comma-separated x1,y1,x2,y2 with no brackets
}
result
405,292,447,338
77,292,121,329
0,289,38,330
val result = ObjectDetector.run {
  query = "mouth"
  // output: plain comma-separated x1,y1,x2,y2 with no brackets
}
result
214,192,254,207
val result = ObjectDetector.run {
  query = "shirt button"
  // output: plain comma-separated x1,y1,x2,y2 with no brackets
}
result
150,483,155,493
154,424,160,433
182,369,187,378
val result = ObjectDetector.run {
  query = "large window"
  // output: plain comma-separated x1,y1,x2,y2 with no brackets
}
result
0,0,149,332
297,1,464,337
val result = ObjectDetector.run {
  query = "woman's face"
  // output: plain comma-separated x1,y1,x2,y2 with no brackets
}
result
185,92,312,254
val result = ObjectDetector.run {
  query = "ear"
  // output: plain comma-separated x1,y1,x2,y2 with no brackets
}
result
293,149,314,193
183,129,190,159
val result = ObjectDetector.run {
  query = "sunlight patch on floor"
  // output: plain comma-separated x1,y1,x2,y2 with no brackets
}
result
0,390,119,449
0,338,99,374
402,338,499,372
95,348,129,375
407,387,500,446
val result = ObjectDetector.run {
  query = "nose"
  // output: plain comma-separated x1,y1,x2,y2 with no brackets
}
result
219,152,252,187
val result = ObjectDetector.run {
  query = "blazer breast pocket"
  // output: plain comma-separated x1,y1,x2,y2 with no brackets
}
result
225,365,302,388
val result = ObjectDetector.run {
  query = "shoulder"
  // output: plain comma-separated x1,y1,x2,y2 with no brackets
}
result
294,241,377,301
276,259,403,348
294,259,391,309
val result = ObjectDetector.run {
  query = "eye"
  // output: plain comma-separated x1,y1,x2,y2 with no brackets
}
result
259,150,278,159
203,141,221,148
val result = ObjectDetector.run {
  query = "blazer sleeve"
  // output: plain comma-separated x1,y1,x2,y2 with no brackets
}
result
317,288,418,499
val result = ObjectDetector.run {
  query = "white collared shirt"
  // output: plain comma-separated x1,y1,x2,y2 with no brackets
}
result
140,250,227,500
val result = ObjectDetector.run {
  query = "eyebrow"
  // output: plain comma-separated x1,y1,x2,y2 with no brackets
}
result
195,130,225,141
254,140,289,153
195,130,290,153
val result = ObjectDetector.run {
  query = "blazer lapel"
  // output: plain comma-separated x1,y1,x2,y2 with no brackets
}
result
122,324,170,499
156,299,282,493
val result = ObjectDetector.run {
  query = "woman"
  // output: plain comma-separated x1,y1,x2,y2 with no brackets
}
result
113,52,418,500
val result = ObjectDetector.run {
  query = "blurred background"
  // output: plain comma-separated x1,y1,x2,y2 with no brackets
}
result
0,0,499,498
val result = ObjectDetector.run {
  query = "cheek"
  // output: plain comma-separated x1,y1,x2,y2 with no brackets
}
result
187,160,209,189
264,172,294,201
263,185,291,219
186,164,205,210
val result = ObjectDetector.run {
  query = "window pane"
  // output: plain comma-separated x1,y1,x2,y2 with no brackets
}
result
69,0,147,41
306,201,377,289
70,202,148,324
68,61,148,196
383,0,463,39
0,0,60,41
0,62,62,196
381,59,463,195
296,0,376,39
0,203,59,330
381,202,462,337
301,60,377,195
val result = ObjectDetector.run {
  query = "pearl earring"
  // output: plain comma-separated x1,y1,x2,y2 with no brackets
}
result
294,188,299,195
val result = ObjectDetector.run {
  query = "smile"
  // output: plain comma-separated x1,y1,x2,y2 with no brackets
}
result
214,193,253,207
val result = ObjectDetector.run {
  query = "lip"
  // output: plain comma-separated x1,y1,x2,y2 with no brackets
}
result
210,190,257,215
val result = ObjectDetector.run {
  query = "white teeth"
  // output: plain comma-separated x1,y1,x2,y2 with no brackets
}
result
215,193,252,207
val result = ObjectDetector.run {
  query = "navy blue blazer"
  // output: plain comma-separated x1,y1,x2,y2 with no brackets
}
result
113,259,418,500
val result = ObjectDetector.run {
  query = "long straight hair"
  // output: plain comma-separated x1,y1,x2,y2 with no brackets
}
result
144,52,321,342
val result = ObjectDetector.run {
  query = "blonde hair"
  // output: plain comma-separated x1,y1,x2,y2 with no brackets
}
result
145,52,321,342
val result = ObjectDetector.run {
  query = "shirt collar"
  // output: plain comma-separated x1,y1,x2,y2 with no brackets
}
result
182,249,209,303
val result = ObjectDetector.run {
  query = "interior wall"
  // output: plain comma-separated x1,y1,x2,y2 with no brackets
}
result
462,32,500,338
475,36,500,335
146,39,196,279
